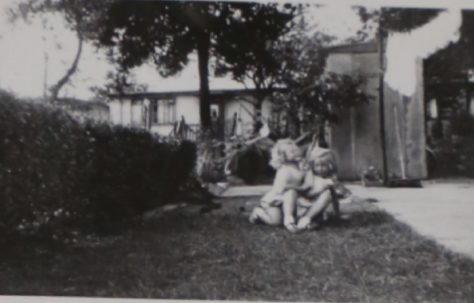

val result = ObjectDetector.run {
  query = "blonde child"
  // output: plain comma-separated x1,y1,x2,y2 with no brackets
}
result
249,139,304,232
290,157,341,231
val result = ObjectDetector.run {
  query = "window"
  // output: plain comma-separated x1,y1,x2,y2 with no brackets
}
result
151,98,176,124
151,100,158,124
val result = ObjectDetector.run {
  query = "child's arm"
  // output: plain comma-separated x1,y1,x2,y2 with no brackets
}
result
304,177,334,199
270,167,296,195
284,171,312,192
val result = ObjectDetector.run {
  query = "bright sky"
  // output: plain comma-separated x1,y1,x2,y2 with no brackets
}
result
385,9,462,96
0,1,369,100
1,0,468,100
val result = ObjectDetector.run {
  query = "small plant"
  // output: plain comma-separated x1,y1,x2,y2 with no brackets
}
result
361,165,384,186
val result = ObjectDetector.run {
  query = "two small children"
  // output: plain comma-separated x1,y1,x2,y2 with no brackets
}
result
249,139,343,232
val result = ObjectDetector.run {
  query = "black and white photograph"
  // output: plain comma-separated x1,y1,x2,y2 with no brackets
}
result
0,0,474,302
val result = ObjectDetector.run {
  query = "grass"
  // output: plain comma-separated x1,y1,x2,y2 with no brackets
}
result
1,198,474,302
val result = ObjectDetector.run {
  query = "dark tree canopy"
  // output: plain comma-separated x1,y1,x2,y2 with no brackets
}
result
267,17,370,138
12,0,297,130
213,3,298,108
357,7,441,34
424,10,474,81
99,1,296,129
356,7,474,81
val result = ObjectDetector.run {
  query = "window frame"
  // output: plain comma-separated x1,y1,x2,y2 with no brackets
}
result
151,98,177,125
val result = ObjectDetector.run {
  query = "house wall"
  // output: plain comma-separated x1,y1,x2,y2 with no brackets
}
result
109,99,133,127
150,95,200,136
326,52,385,180
109,100,122,125
121,99,132,126
220,95,274,137
108,93,269,138
222,95,256,136
131,101,143,127
175,95,200,124
109,95,201,136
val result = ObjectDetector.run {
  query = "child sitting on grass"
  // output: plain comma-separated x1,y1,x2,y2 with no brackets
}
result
290,156,341,231
249,139,305,232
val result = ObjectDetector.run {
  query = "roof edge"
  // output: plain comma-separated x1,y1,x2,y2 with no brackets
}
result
325,40,378,54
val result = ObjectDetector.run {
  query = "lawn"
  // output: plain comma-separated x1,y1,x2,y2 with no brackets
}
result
1,198,474,302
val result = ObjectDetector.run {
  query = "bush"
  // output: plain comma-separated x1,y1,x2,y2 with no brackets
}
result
0,91,196,239
452,112,474,137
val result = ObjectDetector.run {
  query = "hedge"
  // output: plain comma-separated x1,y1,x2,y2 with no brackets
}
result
0,91,196,240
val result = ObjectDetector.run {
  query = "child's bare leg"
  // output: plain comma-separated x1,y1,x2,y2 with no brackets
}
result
297,188,332,229
249,206,282,226
282,190,298,231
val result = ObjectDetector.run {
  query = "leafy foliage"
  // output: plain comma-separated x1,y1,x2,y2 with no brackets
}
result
266,18,371,137
356,7,441,35
0,91,196,240
11,1,298,129
424,10,474,82
356,7,474,83
213,3,299,105
90,67,148,98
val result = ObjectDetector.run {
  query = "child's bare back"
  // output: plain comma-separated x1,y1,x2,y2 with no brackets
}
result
261,164,304,207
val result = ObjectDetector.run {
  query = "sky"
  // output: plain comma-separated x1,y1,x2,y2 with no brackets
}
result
385,9,462,96
0,1,367,100
0,1,469,100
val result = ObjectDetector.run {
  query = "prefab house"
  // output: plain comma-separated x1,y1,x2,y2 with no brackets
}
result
107,89,274,140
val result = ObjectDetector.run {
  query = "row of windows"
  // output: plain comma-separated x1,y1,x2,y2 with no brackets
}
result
150,99,176,124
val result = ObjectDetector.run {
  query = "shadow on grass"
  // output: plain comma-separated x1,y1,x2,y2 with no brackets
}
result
1,209,474,302
322,211,394,230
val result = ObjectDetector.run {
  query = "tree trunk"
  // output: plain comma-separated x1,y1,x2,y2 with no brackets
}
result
197,31,212,131
49,31,83,102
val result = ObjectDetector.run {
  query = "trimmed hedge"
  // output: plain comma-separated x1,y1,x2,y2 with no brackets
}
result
0,91,196,239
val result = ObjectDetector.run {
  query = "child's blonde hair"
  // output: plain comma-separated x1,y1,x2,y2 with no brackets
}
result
269,139,302,169
306,145,337,178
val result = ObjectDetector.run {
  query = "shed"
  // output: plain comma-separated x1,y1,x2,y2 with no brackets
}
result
326,40,427,181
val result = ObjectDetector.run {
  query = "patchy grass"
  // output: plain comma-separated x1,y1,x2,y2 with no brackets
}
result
1,198,474,302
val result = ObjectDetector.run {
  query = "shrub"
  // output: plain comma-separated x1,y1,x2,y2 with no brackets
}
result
0,91,196,239
452,112,474,137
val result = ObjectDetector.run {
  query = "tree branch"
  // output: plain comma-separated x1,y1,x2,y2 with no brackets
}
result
49,30,84,102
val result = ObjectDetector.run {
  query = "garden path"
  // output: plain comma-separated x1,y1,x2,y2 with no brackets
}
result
347,180,474,259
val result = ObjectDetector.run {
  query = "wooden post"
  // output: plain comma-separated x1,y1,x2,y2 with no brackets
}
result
378,30,389,183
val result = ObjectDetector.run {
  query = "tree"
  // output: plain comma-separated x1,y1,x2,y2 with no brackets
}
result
355,7,474,80
356,7,440,35
213,3,301,112
11,1,297,130
423,11,474,79
267,17,370,138
8,0,107,102
356,7,474,112
90,67,148,99
94,1,297,130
